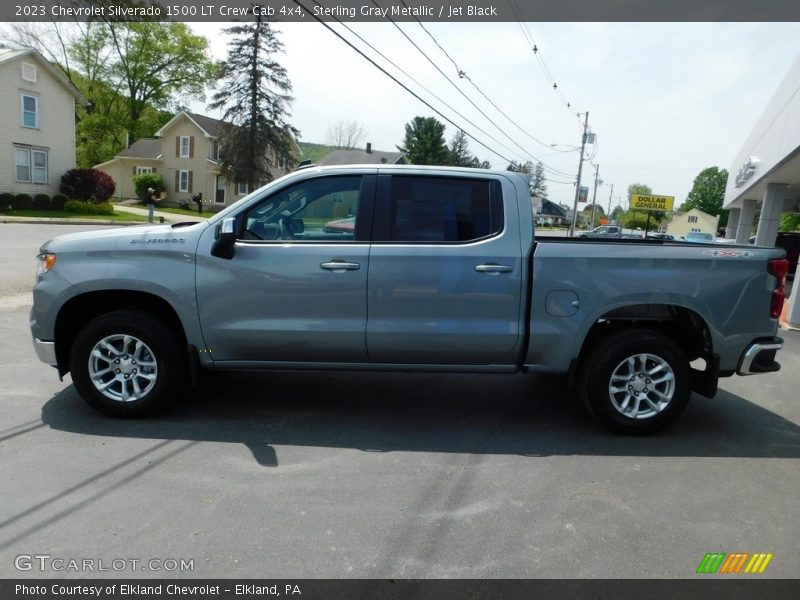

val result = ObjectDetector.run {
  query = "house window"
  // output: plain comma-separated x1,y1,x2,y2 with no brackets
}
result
180,136,190,158
21,62,37,83
237,182,248,195
178,170,189,193
15,147,48,183
331,192,344,204
691,228,701,232
136,166,154,175
688,216,698,223
21,94,38,128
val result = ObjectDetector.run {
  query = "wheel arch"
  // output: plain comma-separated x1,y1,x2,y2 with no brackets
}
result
573,303,718,398
54,290,188,378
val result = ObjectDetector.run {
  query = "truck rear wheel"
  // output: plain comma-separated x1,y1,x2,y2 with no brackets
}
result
579,328,691,434
69,309,185,417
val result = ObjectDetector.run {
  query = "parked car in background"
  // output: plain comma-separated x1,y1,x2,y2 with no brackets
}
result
682,232,715,243
645,232,674,241
580,225,643,239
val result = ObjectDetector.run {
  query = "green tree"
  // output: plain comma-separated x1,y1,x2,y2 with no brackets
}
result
683,166,729,227
610,205,625,221
779,213,800,232
621,210,658,230
507,160,532,174
447,130,490,168
132,172,166,201
4,20,216,164
530,162,548,199
208,15,299,190
398,117,449,165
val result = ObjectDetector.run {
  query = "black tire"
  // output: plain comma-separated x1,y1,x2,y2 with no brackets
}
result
578,328,691,434
69,309,186,417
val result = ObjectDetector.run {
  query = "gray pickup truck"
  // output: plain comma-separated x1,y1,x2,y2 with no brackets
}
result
30,165,788,433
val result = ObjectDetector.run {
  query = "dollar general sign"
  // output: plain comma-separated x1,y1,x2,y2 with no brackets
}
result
630,194,675,211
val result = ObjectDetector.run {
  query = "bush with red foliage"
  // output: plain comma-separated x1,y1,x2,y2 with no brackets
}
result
60,169,116,203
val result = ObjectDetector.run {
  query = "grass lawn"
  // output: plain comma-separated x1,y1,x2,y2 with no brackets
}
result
1,209,147,222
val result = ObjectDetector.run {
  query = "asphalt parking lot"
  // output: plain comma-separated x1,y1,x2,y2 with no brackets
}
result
0,222,798,579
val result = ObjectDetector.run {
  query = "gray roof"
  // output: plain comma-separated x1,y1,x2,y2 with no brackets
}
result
319,148,406,166
187,112,225,137
116,138,161,159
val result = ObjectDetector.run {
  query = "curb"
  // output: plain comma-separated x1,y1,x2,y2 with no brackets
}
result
1,217,145,226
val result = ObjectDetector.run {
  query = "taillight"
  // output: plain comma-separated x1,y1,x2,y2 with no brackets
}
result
768,258,789,318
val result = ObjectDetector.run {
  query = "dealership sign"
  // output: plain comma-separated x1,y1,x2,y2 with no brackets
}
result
630,194,675,211
735,157,760,188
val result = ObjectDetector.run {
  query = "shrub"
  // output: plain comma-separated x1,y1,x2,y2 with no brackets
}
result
33,193,51,210
132,172,166,200
51,194,68,210
0,192,14,212
60,169,116,203
13,194,33,210
64,200,114,216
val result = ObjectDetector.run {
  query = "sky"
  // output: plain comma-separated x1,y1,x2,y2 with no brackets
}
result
186,21,800,212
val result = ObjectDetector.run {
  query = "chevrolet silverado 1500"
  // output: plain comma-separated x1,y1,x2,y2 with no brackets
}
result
30,165,788,433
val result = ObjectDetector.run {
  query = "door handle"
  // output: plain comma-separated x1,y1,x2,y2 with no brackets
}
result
474,264,513,273
320,261,361,271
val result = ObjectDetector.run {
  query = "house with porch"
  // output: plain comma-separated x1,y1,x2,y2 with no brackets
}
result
95,111,298,210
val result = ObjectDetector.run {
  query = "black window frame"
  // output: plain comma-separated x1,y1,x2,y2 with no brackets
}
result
372,174,504,244
235,174,376,244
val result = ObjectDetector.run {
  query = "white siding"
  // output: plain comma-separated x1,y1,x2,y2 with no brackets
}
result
0,54,78,196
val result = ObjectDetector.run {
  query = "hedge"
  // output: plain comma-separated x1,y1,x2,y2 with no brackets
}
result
0,192,14,211
64,200,115,215
13,194,33,210
33,193,51,210
51,194,68,210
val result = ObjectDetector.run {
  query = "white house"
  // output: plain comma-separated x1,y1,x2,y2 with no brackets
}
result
0,48,86,196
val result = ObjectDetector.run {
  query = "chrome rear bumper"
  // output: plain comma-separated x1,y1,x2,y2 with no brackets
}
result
737,338,783,375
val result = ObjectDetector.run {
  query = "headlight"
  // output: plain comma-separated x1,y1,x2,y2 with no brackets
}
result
36,253,57,276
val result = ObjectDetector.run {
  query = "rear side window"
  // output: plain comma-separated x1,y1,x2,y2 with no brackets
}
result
389,176,503,243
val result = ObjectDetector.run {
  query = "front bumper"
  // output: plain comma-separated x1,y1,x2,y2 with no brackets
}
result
32,338,57,367
737,337,783,375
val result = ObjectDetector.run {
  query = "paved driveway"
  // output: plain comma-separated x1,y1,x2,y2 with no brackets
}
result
1,223,798,579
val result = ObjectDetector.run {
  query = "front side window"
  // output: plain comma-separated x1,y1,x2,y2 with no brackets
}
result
242,176,362,242
21,94,38,128
389,176,502,242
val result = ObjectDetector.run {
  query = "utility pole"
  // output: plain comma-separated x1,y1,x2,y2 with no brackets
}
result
607,183,614,222
590,163,601,228
569,111,589,237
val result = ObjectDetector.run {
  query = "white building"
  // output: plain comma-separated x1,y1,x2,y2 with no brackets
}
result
723,53,800,326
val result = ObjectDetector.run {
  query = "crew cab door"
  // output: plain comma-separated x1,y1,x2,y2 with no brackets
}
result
366,174,524,365
195,174,375,363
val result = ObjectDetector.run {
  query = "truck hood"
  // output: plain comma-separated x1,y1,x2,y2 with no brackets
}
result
39,222,209,253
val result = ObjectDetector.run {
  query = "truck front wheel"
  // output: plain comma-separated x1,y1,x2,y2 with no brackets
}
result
579,329,691,434
69,309,185,417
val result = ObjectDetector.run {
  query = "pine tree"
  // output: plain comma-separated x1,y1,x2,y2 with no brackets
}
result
398,116,449,165
208,16,299,190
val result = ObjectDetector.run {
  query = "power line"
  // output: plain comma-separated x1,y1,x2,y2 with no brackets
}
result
509,0,580,115
314,12,549,169
405,3,564,156
291,0,518,164
374,0,574,178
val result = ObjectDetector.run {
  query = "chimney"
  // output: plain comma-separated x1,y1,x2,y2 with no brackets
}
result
366,142,372,154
